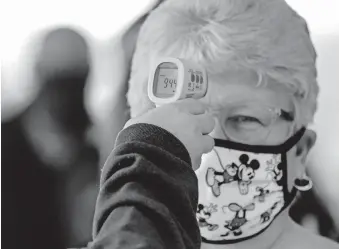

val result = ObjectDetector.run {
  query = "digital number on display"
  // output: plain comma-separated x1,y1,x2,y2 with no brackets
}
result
163,77,177,89
156,68,178,96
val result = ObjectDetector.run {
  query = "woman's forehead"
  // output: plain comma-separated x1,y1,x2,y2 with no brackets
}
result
202,70,295,112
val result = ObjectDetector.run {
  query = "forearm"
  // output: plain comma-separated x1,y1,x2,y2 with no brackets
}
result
90,124,201,249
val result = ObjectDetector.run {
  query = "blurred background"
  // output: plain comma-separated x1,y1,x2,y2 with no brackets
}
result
1,0,339,248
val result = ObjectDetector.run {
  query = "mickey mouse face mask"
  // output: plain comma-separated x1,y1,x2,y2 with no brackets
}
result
195,128,305,244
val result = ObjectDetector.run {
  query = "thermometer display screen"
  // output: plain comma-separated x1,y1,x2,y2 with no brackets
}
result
154,67,178,97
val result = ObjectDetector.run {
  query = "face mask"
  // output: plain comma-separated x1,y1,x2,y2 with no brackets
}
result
195,128,305,244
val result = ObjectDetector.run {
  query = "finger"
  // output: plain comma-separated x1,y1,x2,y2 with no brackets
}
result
195,113,215,135
200,135,215,154
175,98,207,115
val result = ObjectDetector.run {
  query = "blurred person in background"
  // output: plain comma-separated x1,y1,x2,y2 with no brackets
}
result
2,27,99,249
83,0,165,166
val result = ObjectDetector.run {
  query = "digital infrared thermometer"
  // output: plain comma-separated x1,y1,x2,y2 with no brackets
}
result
148,57,208,106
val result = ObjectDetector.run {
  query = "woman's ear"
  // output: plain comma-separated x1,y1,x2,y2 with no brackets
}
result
296,129,317,163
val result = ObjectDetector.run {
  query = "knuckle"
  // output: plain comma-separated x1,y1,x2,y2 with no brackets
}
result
170,104,182,114
174,102,185,112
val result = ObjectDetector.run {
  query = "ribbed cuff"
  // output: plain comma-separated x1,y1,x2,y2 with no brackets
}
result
115,123,192,165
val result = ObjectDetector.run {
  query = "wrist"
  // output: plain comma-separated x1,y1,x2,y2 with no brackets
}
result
115,123,191,165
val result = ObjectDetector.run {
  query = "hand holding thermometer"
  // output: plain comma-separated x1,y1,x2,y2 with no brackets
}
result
148,57,208,106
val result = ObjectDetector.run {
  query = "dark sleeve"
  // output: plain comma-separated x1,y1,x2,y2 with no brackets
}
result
90,123,201,249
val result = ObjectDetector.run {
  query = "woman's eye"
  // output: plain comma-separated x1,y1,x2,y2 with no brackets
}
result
228,115,262,124
226,115,265,132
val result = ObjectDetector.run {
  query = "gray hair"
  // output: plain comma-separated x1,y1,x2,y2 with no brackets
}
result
127,0,318,126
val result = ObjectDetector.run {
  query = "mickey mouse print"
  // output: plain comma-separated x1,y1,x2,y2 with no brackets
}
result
195,146,287,243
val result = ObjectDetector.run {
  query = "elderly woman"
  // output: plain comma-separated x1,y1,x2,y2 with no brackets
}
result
121,0,338,248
